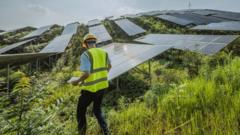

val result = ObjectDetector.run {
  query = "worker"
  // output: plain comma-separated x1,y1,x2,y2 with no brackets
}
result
71,33,111,135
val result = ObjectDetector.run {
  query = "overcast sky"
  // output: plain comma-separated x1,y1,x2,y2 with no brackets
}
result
0,0,240,30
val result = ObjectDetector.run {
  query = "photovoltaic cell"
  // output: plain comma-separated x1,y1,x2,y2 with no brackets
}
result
191,21,240,31
40,34,73,53
134,34,238,55
61,22,79,35
114,19,146,36
21,25,53,40
89,24,112,44
87,19,101,27
157,15,194,26
0,39,35,54
0,52,56,66
101,43,171,80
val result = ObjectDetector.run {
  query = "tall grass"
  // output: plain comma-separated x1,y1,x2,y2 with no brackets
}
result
98,57,240,135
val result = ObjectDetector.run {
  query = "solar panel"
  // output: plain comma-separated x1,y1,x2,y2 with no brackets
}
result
0,52,56,66
40,34,73,53
62,22,79,35
0,39,35,54
191,21,240,31
157,15,194,26
89,24,112,44
192,10,218,16
87,19,101,27
212,12,240,21
101,43,171,80
134,34,238,55
21,25,53,40
170,13,223,25
114,19,146,36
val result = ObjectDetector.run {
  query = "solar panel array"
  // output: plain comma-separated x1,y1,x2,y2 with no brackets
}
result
101,43,171,80
114,19,146,36
89,24,112,44
0,39,35,54
21,25,53,40
0,52,55,66
135,34,238,55
61,22,79,35
157,15,194,26
192,21,240,31
87,19,101,27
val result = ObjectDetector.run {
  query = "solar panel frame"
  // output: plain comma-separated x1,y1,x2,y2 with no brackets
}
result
101,43,171,80
134,34,238,55
0,38,35,54
89,24,112,44
114,19,146,36
0,52,56,66
21,25,53,40
191,21,240,31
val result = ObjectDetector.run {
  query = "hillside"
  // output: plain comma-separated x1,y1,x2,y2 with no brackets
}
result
1,11,240,135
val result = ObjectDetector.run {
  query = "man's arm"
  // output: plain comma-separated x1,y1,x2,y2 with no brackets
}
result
71,52,91,85
72,72,89,85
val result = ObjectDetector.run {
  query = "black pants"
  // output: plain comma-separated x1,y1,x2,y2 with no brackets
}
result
77,89,109,135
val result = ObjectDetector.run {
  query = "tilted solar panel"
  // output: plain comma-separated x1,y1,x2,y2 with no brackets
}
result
114,19,146,36
62,22,79,35
40,34,73,53
0,38,35,54
212,12,240,21
101,43,171,80
21,25,53,40
89,24,112,44
170,13,223,25
157,15,194,26
87,19,101,27
134,34,238,55
191,21,240,31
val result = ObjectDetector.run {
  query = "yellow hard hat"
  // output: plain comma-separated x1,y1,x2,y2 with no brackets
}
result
83,33,97,42
82,33,97,48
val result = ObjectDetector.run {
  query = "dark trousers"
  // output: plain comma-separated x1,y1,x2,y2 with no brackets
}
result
77,89,109,135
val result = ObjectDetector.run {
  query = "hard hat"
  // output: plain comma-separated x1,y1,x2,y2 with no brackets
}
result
83,33,97,42
82,33,97,48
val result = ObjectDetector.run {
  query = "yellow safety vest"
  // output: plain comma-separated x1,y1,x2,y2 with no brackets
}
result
81,48,109,93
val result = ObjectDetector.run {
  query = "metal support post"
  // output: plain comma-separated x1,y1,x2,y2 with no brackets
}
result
6,64,10,95
148,60,152,89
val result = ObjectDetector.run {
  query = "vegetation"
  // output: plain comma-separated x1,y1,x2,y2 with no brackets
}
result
0,27,35,47
0,15,240,135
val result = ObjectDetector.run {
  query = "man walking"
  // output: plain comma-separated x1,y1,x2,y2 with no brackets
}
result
72,33,111,135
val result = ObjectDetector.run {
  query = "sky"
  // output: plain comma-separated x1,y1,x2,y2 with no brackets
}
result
0,0,240,30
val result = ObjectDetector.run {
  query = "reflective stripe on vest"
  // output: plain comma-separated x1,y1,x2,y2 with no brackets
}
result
81,48,109,93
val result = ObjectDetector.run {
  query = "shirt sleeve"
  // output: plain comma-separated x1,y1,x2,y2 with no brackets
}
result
80,52,91,73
